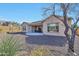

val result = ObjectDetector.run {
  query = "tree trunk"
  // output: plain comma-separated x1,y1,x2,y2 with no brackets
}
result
67,29,76,55
68,39,74,54
62,8,76,55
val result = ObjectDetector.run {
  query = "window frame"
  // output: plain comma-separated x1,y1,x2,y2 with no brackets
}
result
47,23,59,32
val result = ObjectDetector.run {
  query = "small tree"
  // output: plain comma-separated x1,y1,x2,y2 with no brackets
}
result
42,3,79,55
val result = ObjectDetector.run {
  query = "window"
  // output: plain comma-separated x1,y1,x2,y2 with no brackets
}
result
47,23,59,32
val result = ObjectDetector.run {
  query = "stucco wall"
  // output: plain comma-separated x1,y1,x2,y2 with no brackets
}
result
26,24,29,32
22,23,32,33
26,25,32,32
42,16,65,36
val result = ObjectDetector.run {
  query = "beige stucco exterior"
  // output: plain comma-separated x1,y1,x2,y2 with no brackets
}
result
25,24,31,32
22,15,71,36
42,16,65,36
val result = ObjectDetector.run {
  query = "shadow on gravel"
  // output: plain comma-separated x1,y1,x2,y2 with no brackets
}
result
7,32,26,35
7,32,67,47
25,35,67,47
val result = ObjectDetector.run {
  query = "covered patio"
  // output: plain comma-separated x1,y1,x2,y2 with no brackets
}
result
29,21,43,33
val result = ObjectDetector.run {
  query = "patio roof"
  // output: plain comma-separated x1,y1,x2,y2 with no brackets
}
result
30,20,43,26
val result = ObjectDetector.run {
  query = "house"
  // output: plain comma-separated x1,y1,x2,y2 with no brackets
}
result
21,15,71,36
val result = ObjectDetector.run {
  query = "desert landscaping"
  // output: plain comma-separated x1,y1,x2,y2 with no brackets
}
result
0,32,79,56
0,3,79,56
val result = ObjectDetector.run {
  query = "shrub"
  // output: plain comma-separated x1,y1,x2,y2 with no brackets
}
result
30,47,50,56
0,35,20,56
0,29,2,32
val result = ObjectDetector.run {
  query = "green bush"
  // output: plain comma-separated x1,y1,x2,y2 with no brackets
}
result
30,47,50,56
0,35,20,56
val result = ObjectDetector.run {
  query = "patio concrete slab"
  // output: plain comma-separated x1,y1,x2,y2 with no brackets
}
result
26,33,44,35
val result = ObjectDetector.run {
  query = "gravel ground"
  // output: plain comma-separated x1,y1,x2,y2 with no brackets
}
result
0,33,79,56
25,35,79,56
25,35,68,56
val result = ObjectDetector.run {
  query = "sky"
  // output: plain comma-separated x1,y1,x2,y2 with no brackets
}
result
0,3,78,25
0,3,51,23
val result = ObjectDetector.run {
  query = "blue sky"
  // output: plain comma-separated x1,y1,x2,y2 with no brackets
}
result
0,3,51,23
0,3,78,25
